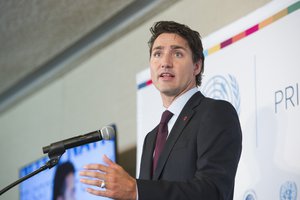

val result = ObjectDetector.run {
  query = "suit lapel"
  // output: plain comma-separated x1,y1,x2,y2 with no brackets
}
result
152,92,204,180
139,126,158,179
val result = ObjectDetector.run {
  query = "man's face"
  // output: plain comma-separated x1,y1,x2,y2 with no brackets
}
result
150,33,201,99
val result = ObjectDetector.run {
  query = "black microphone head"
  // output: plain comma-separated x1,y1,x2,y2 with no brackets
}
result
100,126,115,140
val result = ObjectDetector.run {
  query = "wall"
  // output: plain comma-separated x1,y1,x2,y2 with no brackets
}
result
0,0,271,199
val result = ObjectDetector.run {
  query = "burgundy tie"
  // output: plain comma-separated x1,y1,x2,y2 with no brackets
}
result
153,110,173,173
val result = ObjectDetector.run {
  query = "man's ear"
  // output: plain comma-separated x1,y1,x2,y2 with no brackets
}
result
193,59,202,76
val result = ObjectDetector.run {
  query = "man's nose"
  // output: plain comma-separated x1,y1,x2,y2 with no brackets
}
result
161,53,172,68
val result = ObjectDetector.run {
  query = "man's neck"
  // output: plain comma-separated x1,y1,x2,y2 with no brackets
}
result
161,86,197,108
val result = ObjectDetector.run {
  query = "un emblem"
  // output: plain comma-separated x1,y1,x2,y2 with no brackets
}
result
201,74,240,114
243,190,257,200
280,181,297,200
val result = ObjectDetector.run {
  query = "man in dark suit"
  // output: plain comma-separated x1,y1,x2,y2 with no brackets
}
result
80,21,242,200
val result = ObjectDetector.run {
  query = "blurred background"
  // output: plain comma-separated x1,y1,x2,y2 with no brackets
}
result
0,0,275,199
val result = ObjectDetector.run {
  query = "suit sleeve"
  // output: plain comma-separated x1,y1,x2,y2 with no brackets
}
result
137,100,242,200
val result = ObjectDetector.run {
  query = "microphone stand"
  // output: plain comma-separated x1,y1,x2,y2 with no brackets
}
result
0,141,66,196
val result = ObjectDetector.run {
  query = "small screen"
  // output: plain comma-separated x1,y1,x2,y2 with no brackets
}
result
19,128,117,200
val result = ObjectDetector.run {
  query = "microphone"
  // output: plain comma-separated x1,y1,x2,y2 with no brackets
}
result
42,126,115,154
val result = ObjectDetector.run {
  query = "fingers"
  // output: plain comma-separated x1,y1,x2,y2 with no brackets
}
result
85,188,109,197
80,155,137,199
103,154,114,166
79,170,105,180
83,163,109,172
80,178,102,188
83,155,118,172
79,159,108,189
79,155,112,189
84,187,116,198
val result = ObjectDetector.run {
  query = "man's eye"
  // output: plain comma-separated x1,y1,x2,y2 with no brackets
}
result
153,52,161,57
174,52,183,58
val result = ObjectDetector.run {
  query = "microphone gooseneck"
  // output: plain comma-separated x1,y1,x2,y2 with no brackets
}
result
42,126,115,154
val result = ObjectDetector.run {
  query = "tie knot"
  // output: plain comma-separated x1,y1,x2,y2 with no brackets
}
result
160,110,173,124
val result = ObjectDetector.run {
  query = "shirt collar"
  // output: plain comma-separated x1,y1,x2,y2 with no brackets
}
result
165,87,198,117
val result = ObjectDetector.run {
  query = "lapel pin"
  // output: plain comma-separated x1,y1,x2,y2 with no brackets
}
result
183,116,188,121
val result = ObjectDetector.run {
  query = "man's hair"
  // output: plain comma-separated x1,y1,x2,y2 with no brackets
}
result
52,161,75,200
148,21,205,86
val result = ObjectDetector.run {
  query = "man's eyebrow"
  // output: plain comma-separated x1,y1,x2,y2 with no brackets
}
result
152,45,187,51
152,46,163,51
170,45,187,50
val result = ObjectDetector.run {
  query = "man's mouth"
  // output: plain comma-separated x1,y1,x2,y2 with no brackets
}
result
159,72,175,78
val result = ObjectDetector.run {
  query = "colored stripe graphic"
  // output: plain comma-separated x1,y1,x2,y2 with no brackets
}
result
137,1,299,90
137,80,152,89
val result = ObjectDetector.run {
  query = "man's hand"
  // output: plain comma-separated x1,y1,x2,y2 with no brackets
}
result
80,155,137,200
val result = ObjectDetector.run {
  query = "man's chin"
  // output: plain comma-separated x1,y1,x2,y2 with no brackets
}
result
160,88,180,97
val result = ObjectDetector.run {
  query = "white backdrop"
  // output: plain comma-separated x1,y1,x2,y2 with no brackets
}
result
136,0,300,199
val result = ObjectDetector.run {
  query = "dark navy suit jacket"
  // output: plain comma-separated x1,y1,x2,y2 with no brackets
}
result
137,91,242,200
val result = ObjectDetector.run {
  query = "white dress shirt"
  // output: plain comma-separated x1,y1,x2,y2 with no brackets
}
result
165,87,198,136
